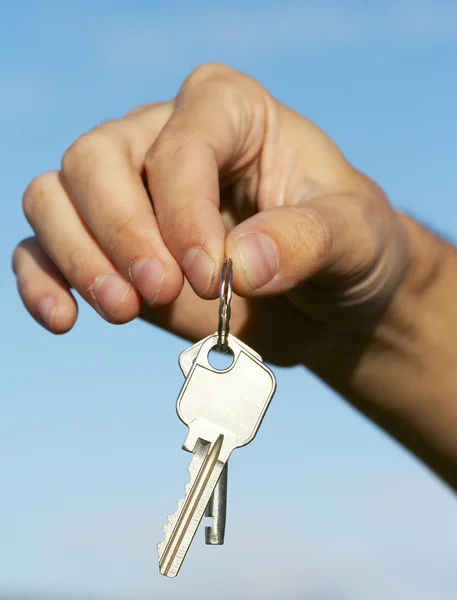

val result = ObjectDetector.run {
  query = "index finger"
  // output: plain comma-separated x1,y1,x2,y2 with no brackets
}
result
144,63,269,298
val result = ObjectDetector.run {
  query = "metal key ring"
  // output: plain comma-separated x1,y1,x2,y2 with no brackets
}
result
217,257,233,352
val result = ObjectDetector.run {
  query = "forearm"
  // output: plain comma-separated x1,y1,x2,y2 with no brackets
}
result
311,214,457,489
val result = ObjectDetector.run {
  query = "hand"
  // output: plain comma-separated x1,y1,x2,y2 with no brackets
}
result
13,63,407,367
14,63,457,489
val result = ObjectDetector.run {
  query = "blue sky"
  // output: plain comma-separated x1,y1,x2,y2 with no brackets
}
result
1,1,457,599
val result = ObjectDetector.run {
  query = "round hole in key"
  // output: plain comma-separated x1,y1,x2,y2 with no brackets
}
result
208,346,235,371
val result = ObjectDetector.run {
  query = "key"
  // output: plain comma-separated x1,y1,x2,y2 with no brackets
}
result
177,256,239,547
157,258,277,577
179,258,263,546
177,332,263,546
178,339,230,546
157,333,276,577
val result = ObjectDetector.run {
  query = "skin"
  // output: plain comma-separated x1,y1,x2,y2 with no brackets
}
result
12,63,457,490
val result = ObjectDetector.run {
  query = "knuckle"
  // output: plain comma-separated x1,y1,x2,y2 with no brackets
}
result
61,131,102,174
61,123,125,175
125,100,171,118
94,118,128,141
125,104,149,118
184,62,235,89
22,171,58,223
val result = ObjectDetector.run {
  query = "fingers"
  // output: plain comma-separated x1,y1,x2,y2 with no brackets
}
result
16,62,399,340
22,170,141,323
12,237,78,333
226,191,404,313
226,204,333,296
144,63,268,298
60,104,184,307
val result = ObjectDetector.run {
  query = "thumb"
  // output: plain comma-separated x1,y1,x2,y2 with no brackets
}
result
226,203,333,296
226,194,404,302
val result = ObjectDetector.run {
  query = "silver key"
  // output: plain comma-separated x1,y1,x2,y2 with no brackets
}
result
180,256,240,546
177,331,263,546
177,256,237,545
157,332,276,577
178,339,231,545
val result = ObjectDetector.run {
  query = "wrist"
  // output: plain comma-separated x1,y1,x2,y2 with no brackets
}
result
346,211,457,403
318,212,457,487
379,212,457,367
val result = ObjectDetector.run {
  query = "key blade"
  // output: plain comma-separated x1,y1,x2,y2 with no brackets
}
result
158,436,226,578
157,444,204,560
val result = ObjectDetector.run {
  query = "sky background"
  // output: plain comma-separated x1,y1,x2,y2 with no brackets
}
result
1,0,457,599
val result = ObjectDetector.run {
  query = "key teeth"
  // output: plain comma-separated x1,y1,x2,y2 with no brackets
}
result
157,501,184,557
158,510,179,556
157,451,200,558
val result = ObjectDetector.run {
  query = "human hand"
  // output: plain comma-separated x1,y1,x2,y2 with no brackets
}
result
13,63,408,367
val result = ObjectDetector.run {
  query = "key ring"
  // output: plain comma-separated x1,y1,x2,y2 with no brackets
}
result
217,257,233,352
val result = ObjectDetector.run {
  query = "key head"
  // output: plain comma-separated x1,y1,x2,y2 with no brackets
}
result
176,334,276,458
179,333,262,377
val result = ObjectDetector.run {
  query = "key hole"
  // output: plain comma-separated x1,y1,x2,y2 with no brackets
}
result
208,346,234,371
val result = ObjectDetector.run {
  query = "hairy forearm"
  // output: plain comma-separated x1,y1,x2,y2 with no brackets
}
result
311,214,457,489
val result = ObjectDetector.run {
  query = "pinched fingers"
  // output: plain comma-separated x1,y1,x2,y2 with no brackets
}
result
144,63,270,298
60,104,184,307
21,170,141,323
14,101,189,331
15,61,399,337
225,190,407,322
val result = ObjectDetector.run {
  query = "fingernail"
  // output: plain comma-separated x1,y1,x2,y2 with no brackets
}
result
237,233,279,289
129,258,167,306
90,274,132,318
37,296,56,331
182,247,216,295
